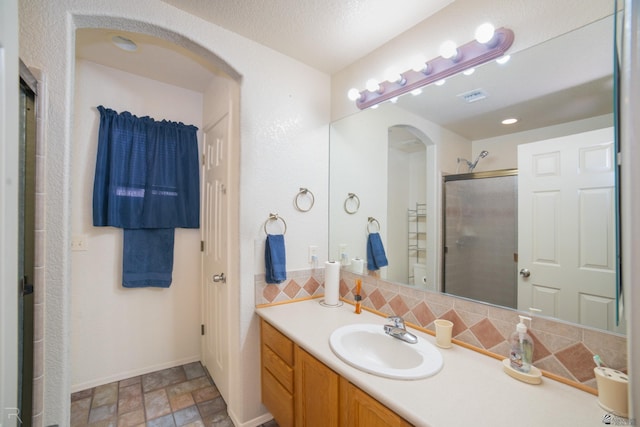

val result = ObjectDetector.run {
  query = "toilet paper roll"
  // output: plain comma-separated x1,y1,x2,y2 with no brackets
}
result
351,258,364,274
323,261,341,306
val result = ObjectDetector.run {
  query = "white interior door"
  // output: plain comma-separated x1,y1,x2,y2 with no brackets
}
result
518,127,623,333
202,114,230,400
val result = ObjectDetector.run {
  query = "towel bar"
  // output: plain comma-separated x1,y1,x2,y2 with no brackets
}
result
264,213,287,235
294,187,315,212
367,217,381,234
344,192,360,214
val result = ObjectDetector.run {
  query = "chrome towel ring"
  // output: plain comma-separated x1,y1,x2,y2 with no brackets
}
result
294,187,315,212
344,192,360,214
264,213,287,235
367,217,380,234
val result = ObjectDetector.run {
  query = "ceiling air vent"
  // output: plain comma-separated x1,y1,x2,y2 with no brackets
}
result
457,88,488,103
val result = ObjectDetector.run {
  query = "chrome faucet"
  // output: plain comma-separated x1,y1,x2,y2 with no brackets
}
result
384,316,418,344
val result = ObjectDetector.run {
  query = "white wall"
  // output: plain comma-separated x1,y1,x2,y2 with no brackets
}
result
19,1,330,425
71,59,203,390
0,0,19,423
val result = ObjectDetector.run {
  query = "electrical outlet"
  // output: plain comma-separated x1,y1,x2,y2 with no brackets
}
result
308,245,318,264
71,235,88,251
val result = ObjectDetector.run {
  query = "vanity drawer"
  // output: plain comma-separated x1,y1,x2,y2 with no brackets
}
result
262,368,294,427
261,319,294,365
263,344,294,393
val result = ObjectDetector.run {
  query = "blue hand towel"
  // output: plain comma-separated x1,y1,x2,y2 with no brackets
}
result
123,228,175,288
265,234,286,284
367,232,389,271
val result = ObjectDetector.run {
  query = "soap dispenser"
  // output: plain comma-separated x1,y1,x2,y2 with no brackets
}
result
509,315,534,373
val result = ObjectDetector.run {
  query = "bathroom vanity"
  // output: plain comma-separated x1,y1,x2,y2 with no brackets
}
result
261,318,411,426
256,299,607,427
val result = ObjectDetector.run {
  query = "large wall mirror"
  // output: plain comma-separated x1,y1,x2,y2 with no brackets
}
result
329,14,626,335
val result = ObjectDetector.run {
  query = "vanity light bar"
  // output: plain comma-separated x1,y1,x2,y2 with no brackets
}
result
353,27,514,110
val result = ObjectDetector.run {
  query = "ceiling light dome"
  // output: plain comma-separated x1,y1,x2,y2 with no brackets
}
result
112,35,137,52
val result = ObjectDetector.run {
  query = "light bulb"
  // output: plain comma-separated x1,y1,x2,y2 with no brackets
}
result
463,68,475,76
390,97,399,103
475,23,496,44
366,78,381,93
347,88,362,101
385,67,405,85
435,79,446,86
496,55,511,65
502,118,518,125
410,54,429,73
410,88,423,96
439,41,458,59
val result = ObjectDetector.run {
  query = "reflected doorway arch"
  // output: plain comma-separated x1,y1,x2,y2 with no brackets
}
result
387,124,438,291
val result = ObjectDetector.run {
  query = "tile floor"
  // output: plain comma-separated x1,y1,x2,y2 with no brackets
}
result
70,362,279,427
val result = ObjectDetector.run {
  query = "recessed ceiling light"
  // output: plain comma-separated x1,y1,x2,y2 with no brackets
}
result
502,118,518,125
112,35,138,52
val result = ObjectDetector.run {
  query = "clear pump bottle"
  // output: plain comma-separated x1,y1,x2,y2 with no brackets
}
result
509,315,534,373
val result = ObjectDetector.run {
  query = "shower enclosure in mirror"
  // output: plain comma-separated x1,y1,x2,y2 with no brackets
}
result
443,170,517,309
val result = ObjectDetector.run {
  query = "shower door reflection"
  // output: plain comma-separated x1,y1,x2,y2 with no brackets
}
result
443,170,518,308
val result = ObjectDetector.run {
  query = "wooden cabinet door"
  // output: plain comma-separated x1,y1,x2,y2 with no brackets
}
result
340,378,413,427
295,346,340,427
260,320,294,427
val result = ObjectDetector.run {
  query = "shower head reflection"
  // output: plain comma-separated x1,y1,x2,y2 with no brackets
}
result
457,150,489,173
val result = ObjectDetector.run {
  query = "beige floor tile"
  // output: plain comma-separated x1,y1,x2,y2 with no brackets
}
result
69,363,250,427
117,409,145,427
165,377,210,398
170,392,195,412
118,384,143,414
119,376,141,389
192,386,220,403
71,397,91,427
142,366,186,393
92,382,118,408
144,388,172,420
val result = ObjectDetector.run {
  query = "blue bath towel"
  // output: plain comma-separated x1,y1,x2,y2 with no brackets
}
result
367,232,389,271
123,228,175,288
265,234,286,284
93,107,199,289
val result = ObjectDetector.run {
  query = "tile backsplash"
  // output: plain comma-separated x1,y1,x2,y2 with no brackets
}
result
255,268,627,390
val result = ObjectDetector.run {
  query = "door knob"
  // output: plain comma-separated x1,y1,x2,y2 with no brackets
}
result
519,268,531,278
213,273,226,283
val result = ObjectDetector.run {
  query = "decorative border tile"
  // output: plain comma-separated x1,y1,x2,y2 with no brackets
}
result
255,269,325,305
255,268,627,389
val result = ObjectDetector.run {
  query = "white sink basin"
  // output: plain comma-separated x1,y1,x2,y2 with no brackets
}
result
329,323,443,380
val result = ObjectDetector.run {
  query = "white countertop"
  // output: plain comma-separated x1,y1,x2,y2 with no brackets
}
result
256,299,608,427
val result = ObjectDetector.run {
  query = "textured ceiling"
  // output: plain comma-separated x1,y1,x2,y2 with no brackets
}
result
159,0,453,74
75,2,614,141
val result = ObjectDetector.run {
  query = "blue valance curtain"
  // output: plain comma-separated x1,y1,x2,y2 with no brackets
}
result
92,106,200,288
